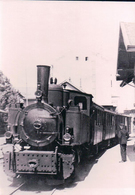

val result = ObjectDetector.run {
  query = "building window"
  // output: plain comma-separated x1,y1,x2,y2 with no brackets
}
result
85,57,88,61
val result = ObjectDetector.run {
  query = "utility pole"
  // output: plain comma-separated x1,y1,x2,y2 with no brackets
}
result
25,66,28,106
80,78,82,90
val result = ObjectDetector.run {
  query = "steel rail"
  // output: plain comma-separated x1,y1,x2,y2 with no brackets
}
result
51,188,57,195
9,181,26,195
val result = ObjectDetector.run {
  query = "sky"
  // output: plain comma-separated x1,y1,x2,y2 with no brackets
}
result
0,1,135,112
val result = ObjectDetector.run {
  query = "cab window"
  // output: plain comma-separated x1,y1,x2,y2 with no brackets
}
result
74,96,87,110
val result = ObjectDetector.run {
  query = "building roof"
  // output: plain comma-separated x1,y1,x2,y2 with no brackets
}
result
116,22,135,87
102,105,116,112
59,80,84,92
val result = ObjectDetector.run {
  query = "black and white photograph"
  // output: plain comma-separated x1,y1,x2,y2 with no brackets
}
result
0,1,135,195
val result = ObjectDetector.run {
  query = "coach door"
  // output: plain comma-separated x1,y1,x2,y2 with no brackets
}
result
93,109,103,145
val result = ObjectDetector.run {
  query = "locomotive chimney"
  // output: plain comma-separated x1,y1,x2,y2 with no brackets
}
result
36,65,50,103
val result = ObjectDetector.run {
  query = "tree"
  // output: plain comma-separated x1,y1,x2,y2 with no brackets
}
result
0,71,21,110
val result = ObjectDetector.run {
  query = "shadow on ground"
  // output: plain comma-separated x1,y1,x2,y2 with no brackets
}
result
127,144,135,162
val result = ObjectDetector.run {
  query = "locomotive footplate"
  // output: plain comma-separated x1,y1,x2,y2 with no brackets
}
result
16,150,57,174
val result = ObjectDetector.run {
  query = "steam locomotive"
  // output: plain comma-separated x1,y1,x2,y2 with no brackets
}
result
3,65,131,183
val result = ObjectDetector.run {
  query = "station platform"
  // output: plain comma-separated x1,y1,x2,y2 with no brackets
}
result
54,135,135,195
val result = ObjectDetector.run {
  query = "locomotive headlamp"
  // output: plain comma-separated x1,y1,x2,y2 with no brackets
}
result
35,89,42,98
5,131,13,139
66,127,73,135
63,127,73,144
66,127,70,133
63,133,72,143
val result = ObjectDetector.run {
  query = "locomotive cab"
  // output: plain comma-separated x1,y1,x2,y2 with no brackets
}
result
63,90,93,146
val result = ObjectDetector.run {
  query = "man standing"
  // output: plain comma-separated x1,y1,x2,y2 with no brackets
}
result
118,123,129,163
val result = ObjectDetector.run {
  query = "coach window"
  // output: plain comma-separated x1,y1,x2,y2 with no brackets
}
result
109,115,111,125
107,114,109,125
110,115,111,125
95,110,98,125
110,115,112,125
97,111,99,125
74,96,87,110
111,115,113,125
101,111,102,125
107,114,109,126
112,116,115,125
100,111,102,125
109,114,111,125
98,110,101,125
94,110,97,125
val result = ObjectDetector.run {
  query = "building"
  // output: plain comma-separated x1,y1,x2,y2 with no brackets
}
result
116,22,135,87
124,109,135,135
102,105,116,112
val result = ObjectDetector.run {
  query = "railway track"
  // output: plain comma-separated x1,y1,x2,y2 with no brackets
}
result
9,181,26,195
6,174,59,195
9,182,57,195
